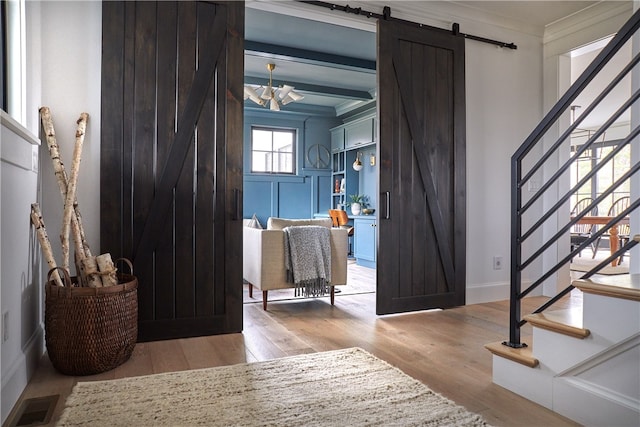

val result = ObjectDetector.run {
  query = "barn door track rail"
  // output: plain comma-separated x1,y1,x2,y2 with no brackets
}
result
299,1,518,50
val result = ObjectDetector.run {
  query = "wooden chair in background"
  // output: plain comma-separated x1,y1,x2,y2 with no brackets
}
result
570,197,597,258
593,196,631,264
329,209,354,255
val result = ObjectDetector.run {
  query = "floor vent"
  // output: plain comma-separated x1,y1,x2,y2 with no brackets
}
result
5,395,59,427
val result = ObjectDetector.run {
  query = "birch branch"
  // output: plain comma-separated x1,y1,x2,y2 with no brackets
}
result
75,202,92,258
30,204,64,287
61,112,89,270
39,107,90,261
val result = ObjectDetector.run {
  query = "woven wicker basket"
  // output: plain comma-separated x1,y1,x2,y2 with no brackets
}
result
45,259,138,376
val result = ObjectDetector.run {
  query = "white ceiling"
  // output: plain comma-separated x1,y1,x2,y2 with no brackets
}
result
244,1,608,115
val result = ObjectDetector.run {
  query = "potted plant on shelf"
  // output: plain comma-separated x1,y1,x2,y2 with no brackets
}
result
346,194,369,216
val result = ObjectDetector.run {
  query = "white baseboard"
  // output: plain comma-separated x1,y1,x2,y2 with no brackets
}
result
467,280,540,304
466,281,510,304
1,327,44,424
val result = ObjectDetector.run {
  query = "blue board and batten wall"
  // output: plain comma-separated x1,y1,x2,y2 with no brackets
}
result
243,109,342,225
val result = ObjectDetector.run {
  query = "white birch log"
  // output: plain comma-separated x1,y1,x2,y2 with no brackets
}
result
39,107,90,262
74,251,87,287
96,253,118,287
61,112,89,271
30,204,64,287
81,256,102,288
75,204,92,259
73,251,101,288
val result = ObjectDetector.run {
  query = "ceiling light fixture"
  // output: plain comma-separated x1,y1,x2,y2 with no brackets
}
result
244,63,304,111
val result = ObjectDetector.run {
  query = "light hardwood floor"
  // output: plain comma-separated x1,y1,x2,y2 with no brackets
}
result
5,264,581,427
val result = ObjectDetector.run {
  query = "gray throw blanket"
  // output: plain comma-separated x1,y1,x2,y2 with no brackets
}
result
283,226,332,297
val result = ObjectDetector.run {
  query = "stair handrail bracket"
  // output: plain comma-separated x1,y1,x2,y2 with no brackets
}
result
506,9,640,348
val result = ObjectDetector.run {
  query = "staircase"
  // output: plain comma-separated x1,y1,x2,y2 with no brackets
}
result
486,266,640,426
486,7,640,426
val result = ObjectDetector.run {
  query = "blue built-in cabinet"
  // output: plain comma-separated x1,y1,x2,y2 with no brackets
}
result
243,109,341,225
330,113,377,211
354,216,376,268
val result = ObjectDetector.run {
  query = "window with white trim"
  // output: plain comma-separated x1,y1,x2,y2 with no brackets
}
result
251,126,296,174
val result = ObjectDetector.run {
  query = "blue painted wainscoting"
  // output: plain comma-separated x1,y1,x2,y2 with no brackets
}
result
244,174,332,226
243,110,339,225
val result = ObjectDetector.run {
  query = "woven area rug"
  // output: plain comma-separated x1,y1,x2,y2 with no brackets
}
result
58,347,490,426
570,258,629,275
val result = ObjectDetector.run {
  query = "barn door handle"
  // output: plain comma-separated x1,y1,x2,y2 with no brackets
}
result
234,189,241,220
383,191,390,219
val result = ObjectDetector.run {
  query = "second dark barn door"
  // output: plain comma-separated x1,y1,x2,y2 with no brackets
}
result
100,1,244,341
376,20,466,315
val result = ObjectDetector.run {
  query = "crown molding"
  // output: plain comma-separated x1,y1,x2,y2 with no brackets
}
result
544,1,633,45
248,0,544,37
246,0,377,32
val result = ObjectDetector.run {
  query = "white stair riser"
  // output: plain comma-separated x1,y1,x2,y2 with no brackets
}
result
492,356,553,409
583,294,640,340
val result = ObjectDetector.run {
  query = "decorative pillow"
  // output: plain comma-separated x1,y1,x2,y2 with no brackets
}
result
246,213,263,229
266,217,332,230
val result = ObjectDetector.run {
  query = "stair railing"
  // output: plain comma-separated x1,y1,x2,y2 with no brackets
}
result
507,9,640,348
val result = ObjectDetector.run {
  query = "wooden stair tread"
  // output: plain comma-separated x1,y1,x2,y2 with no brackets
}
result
574,273,640,302
524,309,590,339
484,341,539,368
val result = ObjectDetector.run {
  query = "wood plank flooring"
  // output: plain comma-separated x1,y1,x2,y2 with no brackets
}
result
4,263,581,427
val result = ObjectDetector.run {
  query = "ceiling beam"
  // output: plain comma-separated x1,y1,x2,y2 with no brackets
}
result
245,40,376,73
244,76,373,101
244,101,338,116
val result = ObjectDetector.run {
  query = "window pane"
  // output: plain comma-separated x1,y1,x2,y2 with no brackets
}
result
253,130,273,151
251,127,295,174
613,145,630,181
273,132,293,152
252,151,271,172
571,139,630,217
273,152,293,173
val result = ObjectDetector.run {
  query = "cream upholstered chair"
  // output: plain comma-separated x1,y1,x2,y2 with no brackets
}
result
243,217,348,310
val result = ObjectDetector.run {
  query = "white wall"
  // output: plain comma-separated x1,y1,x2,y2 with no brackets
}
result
1,111,41,424
463,22,546,303
36,1,102,276
0,1,101,423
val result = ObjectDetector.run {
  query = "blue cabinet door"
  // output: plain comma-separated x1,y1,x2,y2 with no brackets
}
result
354,217,376,268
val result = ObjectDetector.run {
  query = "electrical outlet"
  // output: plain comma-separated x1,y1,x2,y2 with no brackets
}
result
3,311,8,342
493,256,503,270
32,147,39,173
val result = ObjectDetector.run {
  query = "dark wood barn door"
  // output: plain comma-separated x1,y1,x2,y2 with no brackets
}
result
376,20,466,315
100,1,244,341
